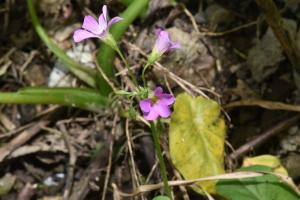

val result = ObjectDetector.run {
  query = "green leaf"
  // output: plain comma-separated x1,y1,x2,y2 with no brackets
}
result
169,93,226,194
0,87,109,112
216,165,300,200
152,195,171,200
27,0,97,88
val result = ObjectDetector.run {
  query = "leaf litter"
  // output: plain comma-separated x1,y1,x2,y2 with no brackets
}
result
2,0,300,199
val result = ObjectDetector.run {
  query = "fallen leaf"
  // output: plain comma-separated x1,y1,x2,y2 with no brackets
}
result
0,173,16,196
243,155,288,176
169,93,226,194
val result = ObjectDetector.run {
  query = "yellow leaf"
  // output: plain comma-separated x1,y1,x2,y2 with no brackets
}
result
243,155,288,176
169,93,226,194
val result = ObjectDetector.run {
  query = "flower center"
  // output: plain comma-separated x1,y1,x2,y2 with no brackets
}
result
151,96,159,104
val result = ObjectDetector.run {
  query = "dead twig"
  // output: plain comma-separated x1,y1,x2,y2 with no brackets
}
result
225,99,300,112
145,156,160,184
69,138,109,200
0,106,60,139
125,119,140,189
0,122,36,139
58,124,77,200
114,58,137,92
182,4,257,37
0,112,16,130
101,113,118,200
124,41,218,98
20,50,38,72
94,53,118,93
182,5,201,35
17,183,37,200
0,120,49,162
229,115,300,160
3,0,10,34
113,172,262,197
255,0,300,73
200,21,258,37
173,170,190,200
0,47,16,64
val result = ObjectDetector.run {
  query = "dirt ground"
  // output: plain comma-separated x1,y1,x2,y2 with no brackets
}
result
1,0,300,199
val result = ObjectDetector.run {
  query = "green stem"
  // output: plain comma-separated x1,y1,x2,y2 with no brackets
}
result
96,0,149,94
0,88,109,112
116,49,138,87
150,121,171,198
142,62,151,88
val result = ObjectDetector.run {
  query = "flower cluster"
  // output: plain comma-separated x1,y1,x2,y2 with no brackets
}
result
73,5,179,121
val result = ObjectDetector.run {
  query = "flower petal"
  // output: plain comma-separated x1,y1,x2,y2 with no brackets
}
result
154,30,171,54
155,27,163,36
82,16,101,34
154,103,171,118
108,16,123,27
170,42,180,50
73,29,99,42
98,14,108,33
139,99,152,113
154,87,163,97
159,94,175,106
144,109,159,121
102,5,108,22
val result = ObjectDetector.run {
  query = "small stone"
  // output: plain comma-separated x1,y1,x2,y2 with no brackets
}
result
288,126,299,135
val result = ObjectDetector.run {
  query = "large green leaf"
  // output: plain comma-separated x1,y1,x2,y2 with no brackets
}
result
216,165,300,200
169,93,226,194
152,195,171,200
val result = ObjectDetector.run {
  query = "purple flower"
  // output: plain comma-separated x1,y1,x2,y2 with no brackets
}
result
148,28,180,64
153,28,180,54
73,5,123,43
139,87,175,121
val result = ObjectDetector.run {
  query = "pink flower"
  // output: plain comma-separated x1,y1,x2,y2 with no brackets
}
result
73,5,123,43
139,87,175,121
154,28,180,54
148,28,180,64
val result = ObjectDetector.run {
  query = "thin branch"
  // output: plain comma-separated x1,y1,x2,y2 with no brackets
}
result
101,113,118,200
229,115,300,160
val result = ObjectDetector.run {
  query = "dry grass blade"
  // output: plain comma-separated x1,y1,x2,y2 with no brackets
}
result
0,121,49,162
271,172,300,196
101,113,118,200
0,112,16,130
125,119,140,188
123,41,218,98
59,124,77,200
114,172,262,197
229,115,300,160
225,99,300,112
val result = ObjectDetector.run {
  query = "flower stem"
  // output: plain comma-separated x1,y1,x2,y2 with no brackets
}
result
150,121,172,198
142,62,150,88
115,49,138,87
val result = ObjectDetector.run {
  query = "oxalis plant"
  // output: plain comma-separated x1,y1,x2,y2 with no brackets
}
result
73,5,179,199
1,1,300,200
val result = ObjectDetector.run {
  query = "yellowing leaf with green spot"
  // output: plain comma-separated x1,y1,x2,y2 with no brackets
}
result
243,155,288,176
169,93,226,194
